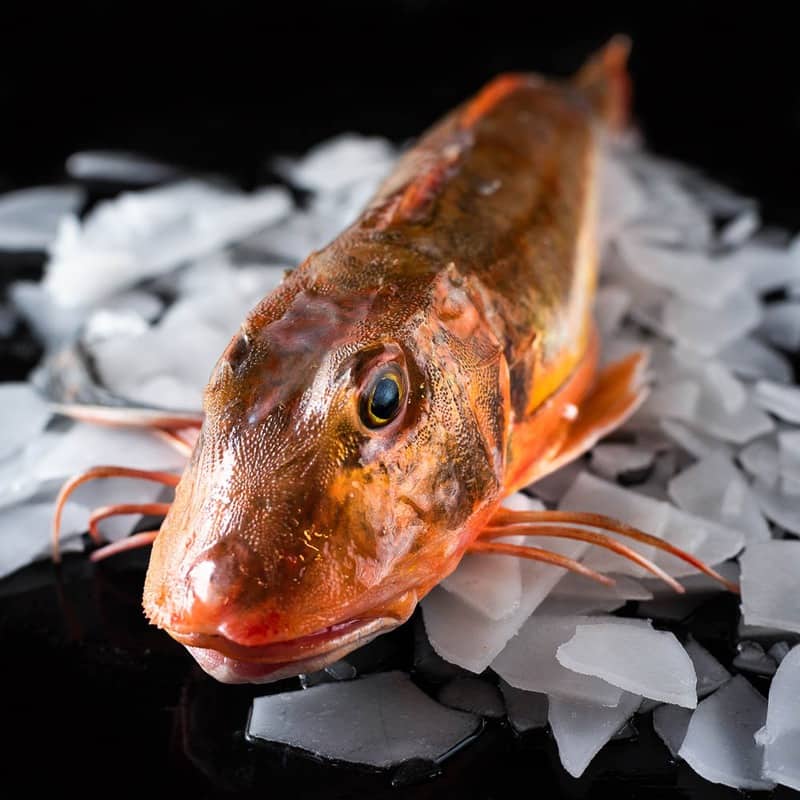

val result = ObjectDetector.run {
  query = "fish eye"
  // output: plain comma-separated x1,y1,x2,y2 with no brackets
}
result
360,366,404,429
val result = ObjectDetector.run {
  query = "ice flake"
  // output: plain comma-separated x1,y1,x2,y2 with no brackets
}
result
752,479,800,534
659,419,730,459
718,208,760,247
498,681,548,733
0,383,51,461
619,238,742,310
247,671,479,767
594,285,631,335
556,621,697,707
439,536,523,621
653,505,743,578
678,676,773,791
590,444,654,482
421,529,588,674
558,472,669,576
0,432,61,509
759,644,800,791
491,614,625,706
438,493,537,620
733,641,777,677
32,422,185,482
43,181,292,307
740,541,800,634
683,637,731,697
759,301,800,352
718,336,793,385
0,185,85,251
548,692,642,778
437,677,505,718
274,133,396,193
542,572,652,616
661,289,761,356
653,704,693,757
668,451,769,543
753,380,800,424
0,501,86,579
722,241,798,294
66,150,180,184
739,437,780,488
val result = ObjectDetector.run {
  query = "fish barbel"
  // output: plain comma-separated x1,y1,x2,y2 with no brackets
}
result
53,37,735,682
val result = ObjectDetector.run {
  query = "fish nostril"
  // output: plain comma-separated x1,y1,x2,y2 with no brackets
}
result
188,558,218,605
186,537,265,616
224,331,250,373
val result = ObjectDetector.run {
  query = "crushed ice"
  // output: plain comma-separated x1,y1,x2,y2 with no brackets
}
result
0,123,797,789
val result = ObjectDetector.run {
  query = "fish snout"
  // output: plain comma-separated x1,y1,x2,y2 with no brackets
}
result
145,532,290,645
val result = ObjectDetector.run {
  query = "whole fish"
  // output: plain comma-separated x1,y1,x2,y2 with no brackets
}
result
54,38,733,682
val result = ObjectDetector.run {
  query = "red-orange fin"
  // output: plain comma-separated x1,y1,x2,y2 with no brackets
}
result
573,35,632,131
507,348,649,493
536,349,649,481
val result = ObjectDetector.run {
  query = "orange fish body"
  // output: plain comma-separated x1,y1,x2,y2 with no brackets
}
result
139,39,647,682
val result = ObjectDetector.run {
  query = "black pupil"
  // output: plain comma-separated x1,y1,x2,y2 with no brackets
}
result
370,377,400,422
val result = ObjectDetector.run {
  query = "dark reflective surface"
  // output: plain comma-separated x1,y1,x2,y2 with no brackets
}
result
1,549,794,798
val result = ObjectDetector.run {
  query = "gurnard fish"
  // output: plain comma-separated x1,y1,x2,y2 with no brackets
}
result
53,38,735,683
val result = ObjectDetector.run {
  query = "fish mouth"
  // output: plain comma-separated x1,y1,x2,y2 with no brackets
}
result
168,592,417,684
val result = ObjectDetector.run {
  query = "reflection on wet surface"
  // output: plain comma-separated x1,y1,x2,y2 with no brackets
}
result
0,546,760,799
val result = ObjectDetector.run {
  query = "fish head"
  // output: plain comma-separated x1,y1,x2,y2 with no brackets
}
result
143,255,509,682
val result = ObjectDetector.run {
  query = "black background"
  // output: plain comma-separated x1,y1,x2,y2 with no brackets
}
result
1,2,799,227
1,3,799,799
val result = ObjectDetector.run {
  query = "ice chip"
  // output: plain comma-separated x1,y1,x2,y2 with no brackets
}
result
719,336,793,385
678,675,773,791
718,208,759,247
0,383,51,461
668,451,769,543
32,422,185,482
0,501,87,579
556,621,697,707
760,644,800,791
559,472,669,576
759,301,800,352
733,641,777,677
752,479,800,535
491,614,625,706
43,181,292,307
0,185,84,251
66,150,180,185
274,133,396,193
594,285,631,335
548,692,642,778
653,704,693,757
246,671,479,767
740,541,800,634
661,289,761,356
498,681,548,732
590,444,654,482
683,637,731,697
753,380,800,424
437,677,505,718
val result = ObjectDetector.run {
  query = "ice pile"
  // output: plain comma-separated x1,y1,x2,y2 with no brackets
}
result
0,128,799,789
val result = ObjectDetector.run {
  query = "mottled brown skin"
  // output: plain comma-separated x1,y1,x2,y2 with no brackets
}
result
143,44,627,681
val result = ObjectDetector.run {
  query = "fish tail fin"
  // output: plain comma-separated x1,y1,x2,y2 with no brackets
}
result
573,35,632,131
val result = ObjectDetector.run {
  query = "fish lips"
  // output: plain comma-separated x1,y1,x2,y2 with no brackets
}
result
168,591,418,684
